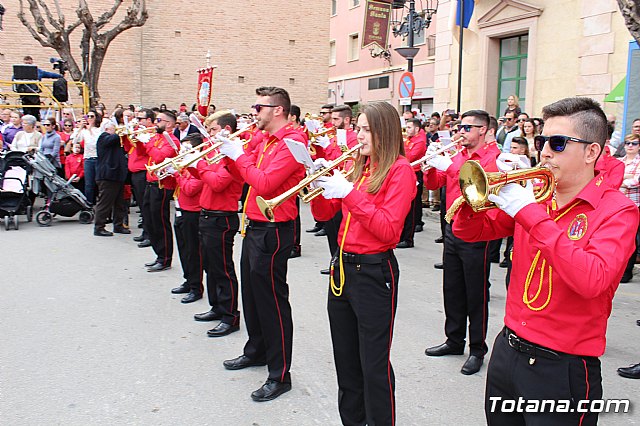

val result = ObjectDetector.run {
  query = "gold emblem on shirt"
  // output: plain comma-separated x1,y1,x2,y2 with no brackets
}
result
567,213,588,240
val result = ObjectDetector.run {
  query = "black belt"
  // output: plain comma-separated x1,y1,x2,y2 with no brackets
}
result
201,209,236,217
147,181,159,187
339,250,393,265
504,327,562,360
248,220,293,229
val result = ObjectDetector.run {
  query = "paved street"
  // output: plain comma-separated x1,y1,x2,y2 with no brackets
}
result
1,203,639,425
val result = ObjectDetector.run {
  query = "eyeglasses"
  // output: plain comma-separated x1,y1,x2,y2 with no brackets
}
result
624,141,640,146
518,119,527,122
64,124,73,127
136,116,147,120
456,124,484,132
534,135,594,152
155,118,169,123
43,123,52,126
320,110,331,114
87,114,96,118
252,104,279,113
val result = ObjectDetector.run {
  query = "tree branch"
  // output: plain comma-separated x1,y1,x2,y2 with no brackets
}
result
17,0,53,47
53,0,65,27
96,0,123,29
103,0,148,45
36,0,61,31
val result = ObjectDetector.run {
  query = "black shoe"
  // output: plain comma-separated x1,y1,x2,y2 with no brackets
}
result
137,239,152,248
105,218,113,224
431,204,440,211
223,355,267,370
396,241,414,249
637,319,640,327
433,263,443,270
133,234,146,242
434,236,444,244
147,262,171,272
94,229,114,237
181,292,203,304
113,226,131,234
207,322,240,337
314,228,327,236
289,248,301,259
306,225,322,233
415,224,423,233
251,379,292,402
425,342,464,357
194,309,221,322
320,268,330,275
499,259,509,268
461,355,484,375
621,273,633,283
171,284,190,294
617,363,640,379
144,259,159,267
489,257,500,264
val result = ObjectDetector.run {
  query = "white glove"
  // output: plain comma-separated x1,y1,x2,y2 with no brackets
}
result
496,153,530,172
317,170,354,199
313,158,331,170
487,182,536,218
218,136,244,161
315,135,331,148
166,166,178,176
623,178,637,188
427,154,453,172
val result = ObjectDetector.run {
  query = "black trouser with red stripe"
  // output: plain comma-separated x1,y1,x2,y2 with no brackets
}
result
130,170,149,239
292,197,301,253
443,222,490,357
486,329,602,426
174,209,203,295
199,211,240,326
241,220,294,383
399,171,423,244
328,251,399,426
324,211,343,258
143,182,174,266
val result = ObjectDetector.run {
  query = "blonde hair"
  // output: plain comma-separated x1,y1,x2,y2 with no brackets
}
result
204,109,233,127
508,95,520,108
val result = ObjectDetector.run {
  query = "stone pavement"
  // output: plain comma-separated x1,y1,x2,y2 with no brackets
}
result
0,203,638,425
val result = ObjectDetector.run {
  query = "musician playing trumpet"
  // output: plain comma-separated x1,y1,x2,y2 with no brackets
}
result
310,102,416,426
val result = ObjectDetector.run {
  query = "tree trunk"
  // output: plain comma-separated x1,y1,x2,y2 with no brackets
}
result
617,0,640,45
89,47,107,104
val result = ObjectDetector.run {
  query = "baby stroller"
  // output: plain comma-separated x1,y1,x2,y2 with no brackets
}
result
27,152,94,226
0,151,34,230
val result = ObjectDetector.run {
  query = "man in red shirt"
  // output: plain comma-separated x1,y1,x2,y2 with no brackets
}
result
129,108,155,247
218,87,305,402
397,118,427,248
424,110,500,376
452,97,638,425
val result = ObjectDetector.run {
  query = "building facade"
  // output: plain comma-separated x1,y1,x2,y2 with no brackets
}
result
0,0,329,113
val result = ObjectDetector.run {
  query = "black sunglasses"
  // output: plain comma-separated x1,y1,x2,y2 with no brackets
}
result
625,141,640,146
456,124,484,132
534,135,594,152
252,104,279,113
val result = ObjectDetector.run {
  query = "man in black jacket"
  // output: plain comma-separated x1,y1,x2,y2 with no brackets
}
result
94,122,129,236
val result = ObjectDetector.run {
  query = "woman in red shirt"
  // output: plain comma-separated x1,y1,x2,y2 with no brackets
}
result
311,102,416,426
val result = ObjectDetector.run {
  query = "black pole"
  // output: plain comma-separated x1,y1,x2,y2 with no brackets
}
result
404,0,415,113
456,0,464,113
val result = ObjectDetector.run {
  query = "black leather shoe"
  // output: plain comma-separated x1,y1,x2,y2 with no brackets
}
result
306,225,322,233
320,268,330,275
113,227,131,234
431,204,441,211
194,309,221,322
207,322,239,337
434,236,444,244
289,248,301,259
144,260,159,267
251,379,292,402
94,229,114,237
425,342,464,357
621,272,633,283
434,263,444,270
181,291,202,304
637,319,640,327
171,284,190,294
396,241,414,249
617,363,640,379
461,355,484,375
499,259,509,268
147,262,171,272
223,355,267,370
133,234,146,242
137,239,152,248
314,228,327,236
415,224,423,233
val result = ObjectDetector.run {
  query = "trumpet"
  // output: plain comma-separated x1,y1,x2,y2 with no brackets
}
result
411,141,462,169
129,126,157,144
256,143,362,221
444,160,555,222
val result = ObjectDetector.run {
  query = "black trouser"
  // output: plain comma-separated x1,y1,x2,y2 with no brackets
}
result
241,220,294,383
200,211,240,326
174,210,203,295
325,211,343,258
400,171,423,244
94,180,126,230
293,197,301,252
443,222,490,356
488,239,502,262
130,170,149,238
504,236,514,288
20,95,41,120
143,182,174,266
328,251,399,426
486,329,601,426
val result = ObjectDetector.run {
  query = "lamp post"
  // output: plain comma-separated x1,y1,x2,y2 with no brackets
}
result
391,0,438,111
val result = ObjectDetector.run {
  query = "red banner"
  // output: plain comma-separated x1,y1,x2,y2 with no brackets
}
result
362,0,392,50
196,67,214,117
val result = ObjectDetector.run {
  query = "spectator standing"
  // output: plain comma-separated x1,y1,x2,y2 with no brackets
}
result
75,110,102,204
39,117,62,171
2,111,23,150
10,114,40,153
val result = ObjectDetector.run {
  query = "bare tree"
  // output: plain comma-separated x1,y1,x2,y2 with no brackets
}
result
617,0,640,45
17,0,148,104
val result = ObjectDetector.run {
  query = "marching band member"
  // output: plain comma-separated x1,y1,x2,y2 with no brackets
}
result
397,118,427,248
190,112,244,338
217,87,305,402
452,97,638,425
310,101,416,425
142,111,181,272
287,104,308,259
170,133,205,304
423,110,500,376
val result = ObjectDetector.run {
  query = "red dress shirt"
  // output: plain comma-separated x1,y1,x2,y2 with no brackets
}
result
323,129,359,161
195,156,244,212
234,124,306,222
424,142,501,210
145,133,181,189
174,170,203,212
595,145,624,189
405,130,427,172
122,135,149,173
452,172,638,356
310,157,417,254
